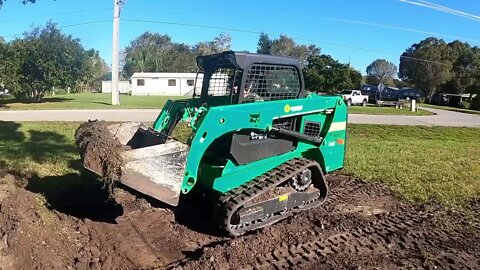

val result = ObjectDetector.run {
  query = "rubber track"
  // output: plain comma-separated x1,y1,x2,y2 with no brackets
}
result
249,210,433,270
215,158,326,236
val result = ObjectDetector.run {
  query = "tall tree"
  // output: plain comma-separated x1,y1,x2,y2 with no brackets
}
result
443,41,480,94
80,49,109,92
256,34,320,64
257,33,272,54
194,33,231,55
7,22,92,101
304,54,362,93
366,59,397,84
399,37,452,98
123,32,197,76
270,35,320,64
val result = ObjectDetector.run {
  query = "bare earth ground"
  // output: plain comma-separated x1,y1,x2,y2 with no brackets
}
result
0,171,478,270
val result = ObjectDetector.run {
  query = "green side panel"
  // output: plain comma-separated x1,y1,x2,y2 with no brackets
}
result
181,93,348,194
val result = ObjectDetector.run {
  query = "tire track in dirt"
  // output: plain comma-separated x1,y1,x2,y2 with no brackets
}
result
171,175,480,270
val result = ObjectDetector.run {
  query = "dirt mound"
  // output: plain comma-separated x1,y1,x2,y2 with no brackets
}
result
75,121,124,196
0,171,225,270
0,171,479,270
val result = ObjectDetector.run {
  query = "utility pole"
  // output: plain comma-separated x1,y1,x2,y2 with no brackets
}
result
111,0,123,105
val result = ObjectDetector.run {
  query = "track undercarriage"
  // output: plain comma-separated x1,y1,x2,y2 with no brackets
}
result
214,158,328,236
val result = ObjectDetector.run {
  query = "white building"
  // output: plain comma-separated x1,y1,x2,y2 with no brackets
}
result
101,81,131,94
131,72,203,96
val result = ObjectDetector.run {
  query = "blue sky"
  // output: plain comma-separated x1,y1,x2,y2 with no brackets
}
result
0,0,479,74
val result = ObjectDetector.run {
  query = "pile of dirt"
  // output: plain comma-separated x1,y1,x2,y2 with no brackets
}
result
75,120,124,196
0,170,479,270
0,170,225,270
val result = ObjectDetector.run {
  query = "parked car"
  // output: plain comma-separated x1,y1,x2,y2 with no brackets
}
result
339,90,368,106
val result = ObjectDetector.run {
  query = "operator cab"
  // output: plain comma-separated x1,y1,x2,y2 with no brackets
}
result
195,51,307,106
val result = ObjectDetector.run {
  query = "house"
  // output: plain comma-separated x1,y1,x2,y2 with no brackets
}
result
131,72,203,96
431,93,477,107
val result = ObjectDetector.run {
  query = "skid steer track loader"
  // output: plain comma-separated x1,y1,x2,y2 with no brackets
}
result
77,51,347,236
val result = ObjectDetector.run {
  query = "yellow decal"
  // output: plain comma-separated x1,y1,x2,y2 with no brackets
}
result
329,121,347,132
284,104,291,113
278,194,289,202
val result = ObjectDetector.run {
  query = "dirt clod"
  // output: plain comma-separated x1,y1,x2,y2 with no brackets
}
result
75,120,124,196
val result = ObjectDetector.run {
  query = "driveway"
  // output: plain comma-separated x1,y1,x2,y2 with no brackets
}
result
0,107,479,127
349,107,480,127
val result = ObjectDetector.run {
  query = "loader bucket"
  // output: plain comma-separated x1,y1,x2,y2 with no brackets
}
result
83,122,189,206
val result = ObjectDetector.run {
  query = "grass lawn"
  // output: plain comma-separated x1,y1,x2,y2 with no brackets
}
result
345,125,480,208
420,103,480,116
0,121,478,209
348,105,433,116
0,93,178,110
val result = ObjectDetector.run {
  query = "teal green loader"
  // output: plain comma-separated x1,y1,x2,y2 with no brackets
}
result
78,51,348,236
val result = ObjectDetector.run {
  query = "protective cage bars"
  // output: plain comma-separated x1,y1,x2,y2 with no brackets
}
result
242,64,300,103
207,68,235,96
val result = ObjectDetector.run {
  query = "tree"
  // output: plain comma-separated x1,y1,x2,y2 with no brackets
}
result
257,33,272,54
7,22,93,101
399,37,453,98
80,49,109,92
123,32,200,77
256,34,320,64
304,54,362,93
366,59,397,84
443,41,480,94
193,33,231,55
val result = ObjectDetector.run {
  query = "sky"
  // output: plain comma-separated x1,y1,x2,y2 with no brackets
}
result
0,0,479,74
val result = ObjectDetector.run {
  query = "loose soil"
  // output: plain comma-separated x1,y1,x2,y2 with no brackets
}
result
0,170,478,270
75,121,124,196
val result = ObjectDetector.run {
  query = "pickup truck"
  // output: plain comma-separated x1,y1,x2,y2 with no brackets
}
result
339,90,369,106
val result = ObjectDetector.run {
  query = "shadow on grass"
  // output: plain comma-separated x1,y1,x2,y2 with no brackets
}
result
0,97,73,107
0,121,77,164
0,121,123,223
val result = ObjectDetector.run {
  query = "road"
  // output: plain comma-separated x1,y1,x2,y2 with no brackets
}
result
349,107,480,127
0,107,479,127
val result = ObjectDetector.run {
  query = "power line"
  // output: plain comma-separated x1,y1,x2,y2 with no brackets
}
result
0,8,112,23
2,20,112,38
121,18,475,71
122,7,480,44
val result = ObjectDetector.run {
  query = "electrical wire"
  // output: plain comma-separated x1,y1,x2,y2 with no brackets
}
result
122,7,480,44
0,8,112,23
121,18,476,71
3,20,112,38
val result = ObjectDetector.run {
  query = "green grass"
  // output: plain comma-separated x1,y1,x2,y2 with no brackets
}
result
0,122,80,176
0,93,178,110
0,122,478,209
348,105,433,116
345,125,480,208
420,103,480,116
